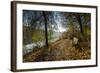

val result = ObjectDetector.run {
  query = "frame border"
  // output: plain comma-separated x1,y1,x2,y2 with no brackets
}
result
11,1,98,72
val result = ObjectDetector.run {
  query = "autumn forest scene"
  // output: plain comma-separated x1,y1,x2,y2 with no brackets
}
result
23,10,91,62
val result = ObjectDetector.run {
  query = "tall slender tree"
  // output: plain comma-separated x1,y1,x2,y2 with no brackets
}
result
42,11,49,47
76,13,83,34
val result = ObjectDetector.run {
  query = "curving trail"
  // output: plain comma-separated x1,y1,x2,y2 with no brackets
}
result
23,38,91,62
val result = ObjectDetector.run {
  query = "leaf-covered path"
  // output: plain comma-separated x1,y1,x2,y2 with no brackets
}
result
23,38,91,62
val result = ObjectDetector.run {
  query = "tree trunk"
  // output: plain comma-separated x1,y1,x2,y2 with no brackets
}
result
42,11,48,47
77,14,83,33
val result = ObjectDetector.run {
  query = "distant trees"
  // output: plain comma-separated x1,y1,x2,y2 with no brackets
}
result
62,12,90,34
23,10,91,49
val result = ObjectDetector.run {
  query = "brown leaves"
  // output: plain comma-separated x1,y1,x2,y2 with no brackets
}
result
23,38,91,62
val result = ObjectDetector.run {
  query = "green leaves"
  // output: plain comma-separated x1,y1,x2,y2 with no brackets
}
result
32,29,45,46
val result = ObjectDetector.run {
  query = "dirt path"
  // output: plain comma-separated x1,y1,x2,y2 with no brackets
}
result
44,39,75,60
23,38,90,62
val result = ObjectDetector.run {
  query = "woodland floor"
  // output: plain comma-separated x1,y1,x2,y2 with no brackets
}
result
23,38,91,62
